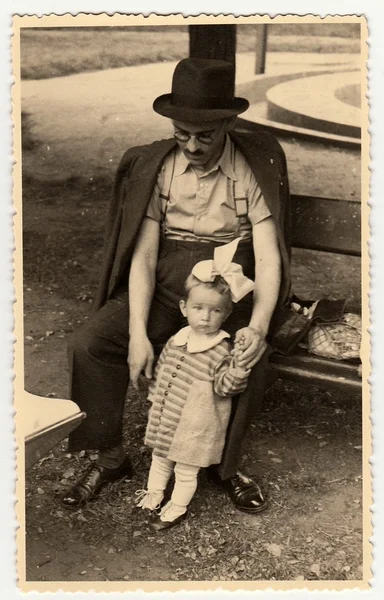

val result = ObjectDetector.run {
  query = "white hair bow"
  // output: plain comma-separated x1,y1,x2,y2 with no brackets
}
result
191,238,254,303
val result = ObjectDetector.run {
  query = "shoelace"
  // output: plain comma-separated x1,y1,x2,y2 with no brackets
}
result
80,465,102,489
134,489,163,510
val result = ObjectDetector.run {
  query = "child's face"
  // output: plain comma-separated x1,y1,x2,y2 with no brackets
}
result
180,285,231,336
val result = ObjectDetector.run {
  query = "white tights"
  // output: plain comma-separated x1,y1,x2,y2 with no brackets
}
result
141,454,200,519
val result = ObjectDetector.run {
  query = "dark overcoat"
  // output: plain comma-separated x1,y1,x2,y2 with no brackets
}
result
94,130,292,320
91,130,292,478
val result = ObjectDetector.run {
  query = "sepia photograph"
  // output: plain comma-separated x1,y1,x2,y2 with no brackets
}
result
13,13,369,591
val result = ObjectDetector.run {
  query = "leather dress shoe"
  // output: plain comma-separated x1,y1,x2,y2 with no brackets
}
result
150,510,188,532
209,469,268,514
61,456,133,509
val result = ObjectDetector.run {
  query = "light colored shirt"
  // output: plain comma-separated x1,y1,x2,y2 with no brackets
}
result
145,135,271,243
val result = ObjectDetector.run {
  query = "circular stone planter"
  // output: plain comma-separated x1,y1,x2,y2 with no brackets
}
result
266,70,361,139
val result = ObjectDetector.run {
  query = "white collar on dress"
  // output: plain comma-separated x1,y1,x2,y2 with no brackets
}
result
173,326,230,353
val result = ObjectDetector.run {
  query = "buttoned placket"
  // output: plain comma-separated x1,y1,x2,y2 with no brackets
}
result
194,171,215,235
163,135,250,242
161,350,185,405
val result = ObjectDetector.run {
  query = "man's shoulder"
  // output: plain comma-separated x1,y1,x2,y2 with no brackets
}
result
117,138,176,178
231,129,284,156
230,129,287,175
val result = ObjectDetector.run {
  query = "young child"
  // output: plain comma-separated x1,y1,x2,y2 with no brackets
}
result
135,238,255,531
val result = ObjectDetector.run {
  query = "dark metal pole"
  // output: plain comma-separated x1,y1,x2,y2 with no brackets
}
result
255,24,268,74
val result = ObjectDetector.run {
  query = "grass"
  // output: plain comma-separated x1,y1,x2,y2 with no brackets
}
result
279,137,361,200
20,26,361,80
22,174,110,299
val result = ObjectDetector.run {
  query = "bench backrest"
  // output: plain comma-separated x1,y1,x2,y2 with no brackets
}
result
233,122,361,258
291,194,361,257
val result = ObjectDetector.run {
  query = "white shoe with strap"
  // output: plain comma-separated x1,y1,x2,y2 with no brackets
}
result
159,501,186,522
150,501,188,532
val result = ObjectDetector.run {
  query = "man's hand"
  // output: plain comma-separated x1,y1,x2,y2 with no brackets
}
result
128,334,155,390
128,218,160,390
234,326,267,370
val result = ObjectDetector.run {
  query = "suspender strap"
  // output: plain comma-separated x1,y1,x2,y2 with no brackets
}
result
159,150,176,228
160,145,249,232
159,150,176,201
232,147,249,224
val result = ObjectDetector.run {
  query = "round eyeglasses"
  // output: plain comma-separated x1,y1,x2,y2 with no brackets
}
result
173,130,215,145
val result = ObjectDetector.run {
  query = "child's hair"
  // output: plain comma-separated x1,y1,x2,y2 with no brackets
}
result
183,273,233,310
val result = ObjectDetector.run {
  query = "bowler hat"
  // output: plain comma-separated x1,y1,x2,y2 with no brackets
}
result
153,58,249,122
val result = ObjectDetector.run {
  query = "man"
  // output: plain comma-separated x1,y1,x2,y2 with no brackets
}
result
62,58,291,512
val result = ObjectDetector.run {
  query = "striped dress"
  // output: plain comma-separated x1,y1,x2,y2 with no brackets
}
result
144,326,250,467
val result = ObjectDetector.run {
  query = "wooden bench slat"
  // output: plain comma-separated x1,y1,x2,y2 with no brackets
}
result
270,348,362,393
291,195,361,257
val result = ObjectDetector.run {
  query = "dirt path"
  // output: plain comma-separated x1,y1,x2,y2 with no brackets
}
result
22,253,363,584
25,376,363,583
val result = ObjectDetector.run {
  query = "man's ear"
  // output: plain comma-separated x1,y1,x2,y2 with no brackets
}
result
179,299,187,317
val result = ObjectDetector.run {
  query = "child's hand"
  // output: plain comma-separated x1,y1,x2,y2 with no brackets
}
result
233,326,268,370
231,329,258,370
231,349,242,370
231,334,245,368
233,329,254,354
231,341,247,371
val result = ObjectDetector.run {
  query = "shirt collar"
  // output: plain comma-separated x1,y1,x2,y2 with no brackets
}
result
174,147,190,176
216,134,237,181
174,134,237,181
173,326,230,353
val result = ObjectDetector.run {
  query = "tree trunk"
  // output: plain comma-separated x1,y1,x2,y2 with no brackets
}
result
189,25,236,67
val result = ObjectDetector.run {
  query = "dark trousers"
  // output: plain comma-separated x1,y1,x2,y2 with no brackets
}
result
68,239,270,479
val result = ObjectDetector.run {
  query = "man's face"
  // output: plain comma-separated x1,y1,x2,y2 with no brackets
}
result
172,118,232,171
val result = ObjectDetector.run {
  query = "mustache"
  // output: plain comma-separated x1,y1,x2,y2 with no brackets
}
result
185,150,204,157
